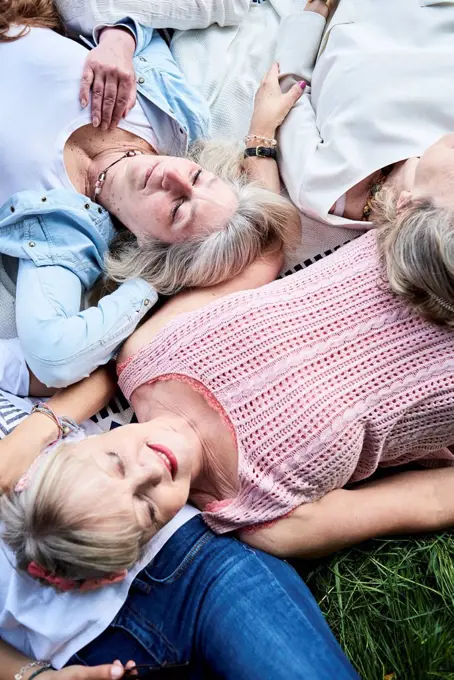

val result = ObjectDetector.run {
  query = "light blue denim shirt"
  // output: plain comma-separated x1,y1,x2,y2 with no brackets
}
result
0,21,212,388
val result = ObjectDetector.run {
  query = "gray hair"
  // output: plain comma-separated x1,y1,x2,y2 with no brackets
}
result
104,141,301,296
373,187,454,328
0,444,146,584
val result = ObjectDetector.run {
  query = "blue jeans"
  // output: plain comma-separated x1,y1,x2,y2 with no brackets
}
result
68,516,358,679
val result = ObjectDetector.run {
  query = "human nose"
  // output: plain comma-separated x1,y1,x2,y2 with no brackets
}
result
161,168,192,197
131,458,163,490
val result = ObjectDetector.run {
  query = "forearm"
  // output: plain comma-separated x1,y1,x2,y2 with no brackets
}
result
0,639,46,680
243,468,454,559
0,366,116,493
56,0,250,35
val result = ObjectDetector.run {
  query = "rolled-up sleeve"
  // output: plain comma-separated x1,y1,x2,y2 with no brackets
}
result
276,11,326,213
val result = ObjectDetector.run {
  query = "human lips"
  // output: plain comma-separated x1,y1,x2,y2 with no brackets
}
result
147,444,178,479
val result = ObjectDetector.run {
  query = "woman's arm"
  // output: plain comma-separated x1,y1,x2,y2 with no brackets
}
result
276,2,328,212
240,468,454,558
243,63,304,193
0,366,116,493
0,638,133,680
55,0,250,36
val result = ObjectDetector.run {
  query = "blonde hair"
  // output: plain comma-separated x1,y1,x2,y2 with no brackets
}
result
0,444,146,583
104,141,301,296
0,0,63,42
374,187,454,328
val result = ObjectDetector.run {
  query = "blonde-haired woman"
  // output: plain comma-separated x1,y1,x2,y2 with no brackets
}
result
0,1,301,391
3,208,454,585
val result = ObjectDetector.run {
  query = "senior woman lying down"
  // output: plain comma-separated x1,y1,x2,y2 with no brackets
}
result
3,183,454,583
278,0,454,239
0,0,300,390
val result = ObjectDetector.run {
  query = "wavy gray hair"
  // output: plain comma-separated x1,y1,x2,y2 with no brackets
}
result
373,187,454,328
104,141,300,295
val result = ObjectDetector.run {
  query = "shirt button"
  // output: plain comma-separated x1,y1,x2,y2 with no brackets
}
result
41,197,47,202
84,203,90,210
138,77,145,84
143,298,150,306
9,206,15,213
28,241,36,247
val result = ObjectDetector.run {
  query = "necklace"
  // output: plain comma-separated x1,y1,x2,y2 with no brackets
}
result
92,149,143,202
362,164,394,221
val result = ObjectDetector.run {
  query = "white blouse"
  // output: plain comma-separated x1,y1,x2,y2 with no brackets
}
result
277,0,454,229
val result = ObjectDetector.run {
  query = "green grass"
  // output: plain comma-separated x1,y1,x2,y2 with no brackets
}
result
296,533,454,679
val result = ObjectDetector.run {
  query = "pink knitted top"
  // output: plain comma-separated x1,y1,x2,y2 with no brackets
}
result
119,232,454,533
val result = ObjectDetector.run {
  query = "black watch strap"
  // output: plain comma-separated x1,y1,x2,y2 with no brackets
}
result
244,146,277,160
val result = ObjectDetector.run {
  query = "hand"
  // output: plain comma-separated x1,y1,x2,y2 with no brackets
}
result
304,0,331,19
41,659,137,680
249,63,305,139
80,27,137,130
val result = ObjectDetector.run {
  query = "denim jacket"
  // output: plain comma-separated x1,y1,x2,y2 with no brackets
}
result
0,21,212,387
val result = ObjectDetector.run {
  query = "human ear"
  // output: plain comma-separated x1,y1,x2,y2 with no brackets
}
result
396,190,413,213
79,569,128,592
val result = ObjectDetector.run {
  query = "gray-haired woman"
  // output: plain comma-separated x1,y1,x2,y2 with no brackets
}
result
0,2,301,391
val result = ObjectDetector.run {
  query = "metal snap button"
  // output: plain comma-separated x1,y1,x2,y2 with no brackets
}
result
138,77,145,84
9,206,15,213
28,241,36,247
84,203,90,210
41,197,47,202
143,298,150,306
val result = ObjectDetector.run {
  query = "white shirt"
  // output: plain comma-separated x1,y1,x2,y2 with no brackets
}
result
0,27,158,205
0,391,200,669
277,0,454,229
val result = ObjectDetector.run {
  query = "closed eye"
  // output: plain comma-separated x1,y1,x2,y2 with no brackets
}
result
107,451,125,477
192,169,202,185
140,496,157,524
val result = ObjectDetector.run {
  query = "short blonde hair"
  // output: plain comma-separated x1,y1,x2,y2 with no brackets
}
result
374,187,454,328
104,141,301,296
0,444,146,584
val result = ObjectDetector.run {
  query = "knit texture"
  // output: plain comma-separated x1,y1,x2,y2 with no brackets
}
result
119,232,454,533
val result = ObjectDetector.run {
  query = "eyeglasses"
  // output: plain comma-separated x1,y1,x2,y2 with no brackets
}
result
124,661,190,678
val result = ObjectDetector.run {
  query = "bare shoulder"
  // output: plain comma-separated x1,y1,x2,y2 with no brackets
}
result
118,253,283,364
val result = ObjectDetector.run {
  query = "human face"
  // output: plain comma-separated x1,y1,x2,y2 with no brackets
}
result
64,420,200,540
110,155,238,244
406,134,454,210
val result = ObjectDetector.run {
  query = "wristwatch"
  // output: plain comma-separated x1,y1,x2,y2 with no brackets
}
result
244,146,277,160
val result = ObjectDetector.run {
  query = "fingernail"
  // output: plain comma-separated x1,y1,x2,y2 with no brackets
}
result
111,666,123,679
298,81,306,90
81,98,87,108
93,117,99,128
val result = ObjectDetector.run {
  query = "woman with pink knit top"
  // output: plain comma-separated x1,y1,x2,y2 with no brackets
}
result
3,199,454,583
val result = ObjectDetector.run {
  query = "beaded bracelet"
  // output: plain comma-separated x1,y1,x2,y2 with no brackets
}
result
31,403,79,444
14,661,51,680
244,134,277,147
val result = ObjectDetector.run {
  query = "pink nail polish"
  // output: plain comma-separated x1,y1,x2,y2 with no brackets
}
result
298,81,306,90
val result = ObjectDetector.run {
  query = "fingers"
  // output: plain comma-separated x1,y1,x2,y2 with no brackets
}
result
101,72,118,130
111,75,134,128
91,71,105,128
62,661,126,679
80,65,94,109
124,660,137,676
